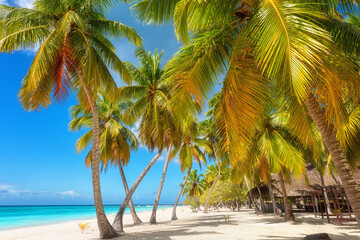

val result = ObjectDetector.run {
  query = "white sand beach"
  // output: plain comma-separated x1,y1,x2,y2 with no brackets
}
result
0,207,360,240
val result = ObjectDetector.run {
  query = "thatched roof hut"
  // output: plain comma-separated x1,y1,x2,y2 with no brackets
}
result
251,165,360,198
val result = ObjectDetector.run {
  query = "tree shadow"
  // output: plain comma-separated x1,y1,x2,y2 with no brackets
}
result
116,228,219,240
257,232,360,240
257,235,303,240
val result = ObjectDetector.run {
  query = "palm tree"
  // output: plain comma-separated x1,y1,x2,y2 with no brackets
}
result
230,105,308,221
170,119,208,220
131,0,360,226
69,94,143,225
171,170,190,220
198,117,223,213
183,169,207,198
0,1,142,237
112,47,180,231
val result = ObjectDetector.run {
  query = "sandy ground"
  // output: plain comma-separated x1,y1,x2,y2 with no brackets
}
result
1,207,360,240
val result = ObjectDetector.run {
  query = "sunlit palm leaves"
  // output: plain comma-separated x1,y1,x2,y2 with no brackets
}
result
133,0,360,176
183,169,207,197
0,0,142,110
120,47,181,151
171,119,209,172
69,94,139,169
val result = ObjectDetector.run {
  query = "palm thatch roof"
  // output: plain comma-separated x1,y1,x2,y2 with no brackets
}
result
250,165,360,198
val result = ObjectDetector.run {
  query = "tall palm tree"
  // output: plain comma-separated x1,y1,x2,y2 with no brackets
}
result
69,94,142,225
0,1,142,237
170,119,208,220
112,47,180,231
131,0,360,226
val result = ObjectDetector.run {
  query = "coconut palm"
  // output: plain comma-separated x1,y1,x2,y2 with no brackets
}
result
171,170,190,221
183,169,207,197
69,94,143,225
170,119,208,220
0,0,142,237
198,116,224,213
234,111,308,221
112,47,180,231
131,0,360,226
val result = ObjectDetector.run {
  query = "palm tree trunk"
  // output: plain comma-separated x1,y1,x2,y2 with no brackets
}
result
150,143,172,224
172,169,190,220
244,176,260,212
112,150,163,232
204,146,221,213
268,179,280,216
278,172,295,221
117,164,142,225
256,184,265,213
81,82,118,238
305,94,360,227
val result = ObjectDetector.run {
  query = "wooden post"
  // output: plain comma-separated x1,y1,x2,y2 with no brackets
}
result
322,187,330,223
311,192,317,217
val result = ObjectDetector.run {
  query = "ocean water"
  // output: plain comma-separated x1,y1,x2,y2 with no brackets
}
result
0,204,172,230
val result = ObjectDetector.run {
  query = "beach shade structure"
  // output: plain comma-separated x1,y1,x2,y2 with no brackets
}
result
310,185,359,225
248,165,353,214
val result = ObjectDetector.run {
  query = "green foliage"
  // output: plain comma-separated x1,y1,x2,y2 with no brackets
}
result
199,179,247,211
183,169,207,197
183,196,201,212
204,163,229,186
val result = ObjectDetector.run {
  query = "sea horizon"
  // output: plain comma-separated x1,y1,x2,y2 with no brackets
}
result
0,204,175,230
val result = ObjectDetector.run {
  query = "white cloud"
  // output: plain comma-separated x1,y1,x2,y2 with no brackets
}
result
0,182,88,200
59,190,81,198
0,0,8,5
14,0,33,8
0,183,13,190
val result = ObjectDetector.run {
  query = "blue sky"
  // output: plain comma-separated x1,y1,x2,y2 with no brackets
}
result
0,0,210,205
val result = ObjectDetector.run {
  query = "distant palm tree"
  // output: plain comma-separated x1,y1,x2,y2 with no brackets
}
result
171,119,208,220
0,1,141,237
112,47,179,231
69,94,142,225
171,170,190,221
183,169,207,197
198,117,223,213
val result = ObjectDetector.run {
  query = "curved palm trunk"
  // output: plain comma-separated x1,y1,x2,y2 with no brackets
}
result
268,179,280,216
172,169,190,220
82,82,118,238
306,94,360,227
256,184,265,213
118,164,142,225
112,150,163,232
244,176,260,212
204,147,221,213
150,143,172,224
278,172,295,222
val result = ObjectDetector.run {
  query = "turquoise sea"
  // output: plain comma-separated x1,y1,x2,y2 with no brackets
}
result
0,204,172,230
